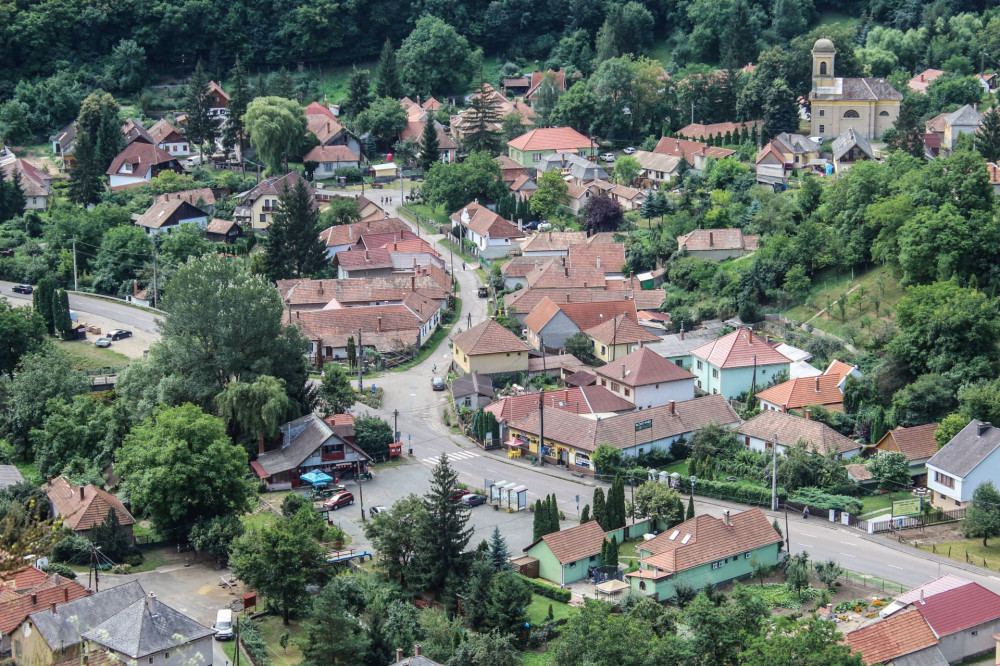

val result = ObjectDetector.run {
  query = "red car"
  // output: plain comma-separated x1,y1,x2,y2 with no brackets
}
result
449,488,472,501
323,492,354,510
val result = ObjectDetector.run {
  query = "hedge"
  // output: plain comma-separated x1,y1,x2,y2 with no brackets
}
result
678,477,787,506
788,487,863,514
519,575,572,602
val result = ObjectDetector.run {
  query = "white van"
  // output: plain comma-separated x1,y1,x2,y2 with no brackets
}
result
214,609,234,640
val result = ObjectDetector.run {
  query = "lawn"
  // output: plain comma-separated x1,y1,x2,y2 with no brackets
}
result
404,203,452,228
254,614,306,666
526,594,578,625
665,459,689,476
522,650,554,666
315,62,375,104
781,265,905,347
916,539,1000,571
859,490,914,516
813,12,861,30
59,340,131,371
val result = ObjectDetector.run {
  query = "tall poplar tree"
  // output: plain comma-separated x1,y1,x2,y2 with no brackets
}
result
418,119,440,173
32,277,55,334
592,487,607,530
263,178,328,280
375,38,403,99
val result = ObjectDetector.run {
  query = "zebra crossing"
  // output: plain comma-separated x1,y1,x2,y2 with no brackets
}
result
419,450,481,466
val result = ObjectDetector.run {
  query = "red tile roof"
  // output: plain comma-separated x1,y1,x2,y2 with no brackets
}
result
677,120,762,141
916,582,1000,636
400,121,458,150
452,319,530,356
845,609,939,664
908,68,945,94
677,229,759,252
147,119,184,145
320,217,409,248
527,521,605,563
206,218,238,235
653,137,736,166
526,71,567,100
691,328,791,369
879,424,940,462
305,103,345,144
523,297,563,333
1,566,49,592
738,411,859,456
585,316,660,346
296,304,428,352
505,287,664,315
450,202,522,239
521,231,589,253
755,374,846,412
105,143,176,176
508,127,592,152
637,508,781,574
595,347,695,387
845,463,873,482
567,242,626,271
0,568,89,636
44,477,135,532
484,386,633,422
559,300,638,332
335,247,393,271
303,144,359,163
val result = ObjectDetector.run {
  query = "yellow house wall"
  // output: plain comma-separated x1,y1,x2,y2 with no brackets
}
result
12,618,63,666
592,339,635,363
452,345,529,375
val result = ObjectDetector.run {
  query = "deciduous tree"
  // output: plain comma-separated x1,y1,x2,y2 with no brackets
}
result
318,367,356,415
530,169,570,220
363,493,425,585
215,374,292,451
864,451,911,491
634,482,685,526
581,194,624,233
0,300,45,379
962,481,1000,546
398,17,475,97
244,96,308,174
353,414,393,461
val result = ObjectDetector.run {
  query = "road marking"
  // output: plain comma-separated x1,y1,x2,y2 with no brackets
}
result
887,564,903,569
838,553,857,558
800,543,816,548
419,451,481,466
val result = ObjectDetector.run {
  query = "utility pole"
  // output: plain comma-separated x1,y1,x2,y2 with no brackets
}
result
770,433,779,512
538,390,544,467
467,312,472,328
784,503,790,552
356,459,365,520
357,329,363,392
72,235,78,291
540,335,546,371
152,243,158,308
393,409,399,441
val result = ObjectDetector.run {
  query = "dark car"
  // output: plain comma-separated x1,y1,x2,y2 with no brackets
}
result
461,493,487,507
109,329,132,340
11,284,33,294
523,220,540,231
432,377,446,391
323,491,355,510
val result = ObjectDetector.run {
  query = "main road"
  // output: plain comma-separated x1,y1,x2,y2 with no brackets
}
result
0,280,162,335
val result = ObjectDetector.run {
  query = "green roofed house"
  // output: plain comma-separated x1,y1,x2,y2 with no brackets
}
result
523,520,607,585
627,508,782,602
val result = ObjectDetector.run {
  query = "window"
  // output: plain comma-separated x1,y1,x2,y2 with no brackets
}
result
590,555,597,562
601,378,607,387
712,389,718,395
611,382,620,392
323,346,332,357
624,388,631,397
569,561,576,567
260,214,266,223
818,109,825,117
879,110,890,117
934,471,955,489
601,345,606,355
971,630,978,637
165,653,170,659
675,360,683,366
819,62,827,75
696,360,703,370
712,368,719,379
819,124,825,134
697,380,702,388
744,436,751,447
844,110,860,118
639,581,647,591
533,153,541,162
745,551,751,559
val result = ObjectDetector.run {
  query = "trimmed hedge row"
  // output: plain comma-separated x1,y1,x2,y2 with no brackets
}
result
788,487,863,514
678,477,787,506
519,575,572,602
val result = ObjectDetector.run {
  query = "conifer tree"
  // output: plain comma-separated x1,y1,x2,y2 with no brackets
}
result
488,526,511,571
413,453,472,594
375,38,403,99
592,487,606,529
263,178,328,280
184,61,215,162
978,107,1000,162
419,118,440,173
343,68,374,119
32,277,55,334
686,493,695,520
52,289,72,339
580,504,590,524
606,536,618,567
271,67,295,99
462,81,502,155
69,91,121,205
223,57,250,156
533,499,545,541
548,494,559,533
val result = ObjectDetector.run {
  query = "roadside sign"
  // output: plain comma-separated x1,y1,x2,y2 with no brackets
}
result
635,419,653,432
892,498,922,517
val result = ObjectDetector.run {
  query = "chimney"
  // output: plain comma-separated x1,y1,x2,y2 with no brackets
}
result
378,316,383,332
414,645,423,657
31,593,37,605
766,335,772,344
396,649,404,662
668,400,675,415
979,421,992,436
723,510,730,526
919,589,925,604
708,231,714,246
621,364,626,379
815,376,821,392
805,409,812,420
79,486,84,500
679,322,684,340
518,218,523,231
411,275,415,291
782,403,788,413
349,225,353,239
50,602,57,614
675,138,680,151
146,592,156,616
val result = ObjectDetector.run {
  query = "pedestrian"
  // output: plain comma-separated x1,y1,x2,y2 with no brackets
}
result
802,505,810,519
432,363,437,372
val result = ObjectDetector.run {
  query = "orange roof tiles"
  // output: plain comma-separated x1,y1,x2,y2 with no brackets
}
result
908,68,945,94
585,316,659,345
691,328,791,369
450,202,523,239
528,521,606,564
567,242,626,271
45,477,134,532
523,297,562,333
484,386,633,422
335,247,393,270
878,424,941,462
452,319,530,356
595,347,695,387
638,508,781,574
755,374,846,412
559,300,637,332
653,136,736,166
508,127,592,152
677,229,759,252
845,609,939,664
0,573,90,635
677,120,762,140
320,217,409,248
738,411,859,456
105,143,176,176
303,145,359,163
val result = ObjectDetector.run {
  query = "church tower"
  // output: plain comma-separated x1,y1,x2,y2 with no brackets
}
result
811,38,837,91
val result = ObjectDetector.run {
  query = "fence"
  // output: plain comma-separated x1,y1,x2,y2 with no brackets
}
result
837,567,907,594
845,507,966,534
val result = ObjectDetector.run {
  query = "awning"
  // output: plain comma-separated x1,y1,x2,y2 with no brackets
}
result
506,438,527,448
300,470,334,485
250,461,270,479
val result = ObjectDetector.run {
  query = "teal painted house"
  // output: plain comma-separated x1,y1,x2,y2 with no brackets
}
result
523,520,607,585
690,328,791,399
627,508,783,602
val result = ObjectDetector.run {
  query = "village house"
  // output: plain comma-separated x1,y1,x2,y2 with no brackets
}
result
507,127,596,167
105,143,181,189
234,172,314,232
451,84,535,144
525,70,567,107
504,288,664,325
942,104,982,153
252,413,373,490
676,228,759,261
451,319,530,376
121,119,154,146
926,420,1000,510
320,215,409,258
627,509,782,602
864,423,939,485
584,315,660,362
486,385,635,442
333,247,401,279
809,38,902,140
507,394,739,470
451,374,495,410
908,68,945,94
497,154,529,186
132,196,208,236
205,218,241,243
508,173,538,201
276,275,450,312
593,347,696,409
537,152,608,185
677,120,763,142
147,119,189,156
653,137,735,171
358,233,445,272
634,150,683,189
567,242,626,276
755,359,861,413
295,292,443,364
206,80,229,117
832,127,877,173
50,123,76,170
450,202,523,259
690,328,791,398
644,322,725,370
400,120,458,164
44,477,135,542
304,102,361,155
523,521,607,585
738,409,861,459
0,566,89,657
303,145,361,177
520,231,590,258
524,297,637,351
2,159,52,210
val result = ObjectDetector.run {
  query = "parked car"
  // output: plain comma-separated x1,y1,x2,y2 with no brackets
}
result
523,220,540,231
370,505,390,516
623,146,636,154
11,284,33,294
323,491,355,510
461,493,487,507
432,377,446,391
449,488,472,501
600,152,616,162
537,222,552,231
213,609,234,641
109,329,132,340
95,338,112,348
478,286,488,298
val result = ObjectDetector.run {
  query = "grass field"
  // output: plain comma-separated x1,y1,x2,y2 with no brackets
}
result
60,340,131,370
526,594,578,625
781,265,905,347
522,650,554,665
859,490,913,516
917,539,1000,571
254,614,306,666
814,12,862,29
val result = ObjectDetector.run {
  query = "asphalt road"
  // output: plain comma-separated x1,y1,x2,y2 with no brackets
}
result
0,280,162,336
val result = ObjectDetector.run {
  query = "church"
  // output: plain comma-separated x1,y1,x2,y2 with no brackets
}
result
809,38,902,140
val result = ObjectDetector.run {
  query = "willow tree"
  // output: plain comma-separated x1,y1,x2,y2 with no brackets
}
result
215,374,293,451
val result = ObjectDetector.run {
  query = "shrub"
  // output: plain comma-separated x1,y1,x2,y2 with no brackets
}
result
678,477,786,506
788,487,863,514
42,562,77,579
51,533,92,564
519,575,571,602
